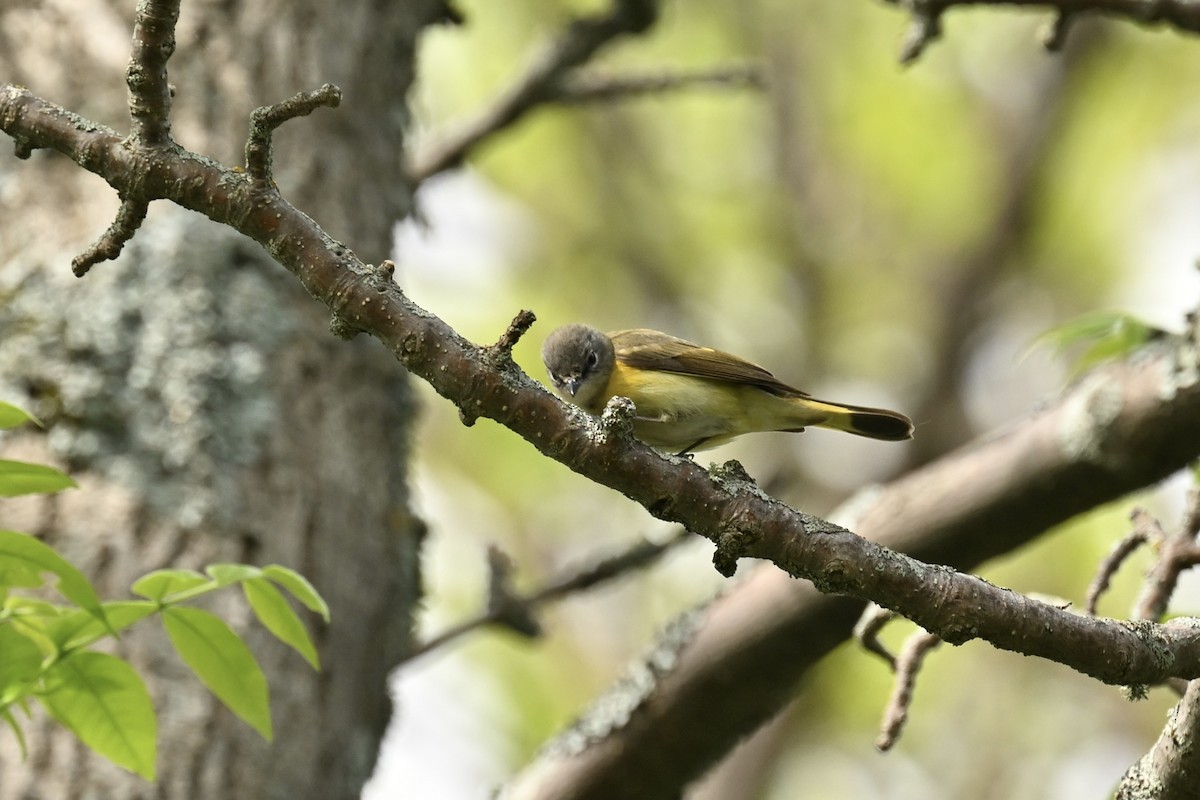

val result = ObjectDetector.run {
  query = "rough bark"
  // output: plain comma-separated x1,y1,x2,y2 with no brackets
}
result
0,1,438,797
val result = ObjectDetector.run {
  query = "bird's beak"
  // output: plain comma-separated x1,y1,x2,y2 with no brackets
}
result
564,377,581,397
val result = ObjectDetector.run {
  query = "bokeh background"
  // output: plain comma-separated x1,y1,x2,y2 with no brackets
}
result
367,2,1200,798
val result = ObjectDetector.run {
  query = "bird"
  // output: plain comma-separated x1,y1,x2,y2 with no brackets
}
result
541,324,914,453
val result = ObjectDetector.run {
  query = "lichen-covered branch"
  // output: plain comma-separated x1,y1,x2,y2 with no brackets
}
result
1117,679,1200,799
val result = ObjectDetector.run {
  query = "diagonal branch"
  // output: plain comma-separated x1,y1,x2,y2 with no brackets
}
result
1117,679,1200,799
407,0,659,183
6,82,1200,692
400,530,690,666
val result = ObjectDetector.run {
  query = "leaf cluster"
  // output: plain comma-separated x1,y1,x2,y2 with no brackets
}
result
0,401,328,780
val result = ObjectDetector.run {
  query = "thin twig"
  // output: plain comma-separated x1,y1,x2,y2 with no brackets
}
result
876,630,943,751
1133,496,1200,622
1085,508,1160,616
245,84,343,180
407,0,660,182
854,603,899,670
548,64,764,103
71,197,149,277
399,529,690,666
490,309,537,363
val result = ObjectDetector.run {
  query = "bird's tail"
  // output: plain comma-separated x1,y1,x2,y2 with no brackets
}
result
804,398,914,441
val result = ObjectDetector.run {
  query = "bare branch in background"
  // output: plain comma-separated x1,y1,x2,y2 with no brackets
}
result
875,630,943,751
884,0,1200,62
407,0,660,183
1117,680,1200,799
399,530,691,666
1085,508,1163,616
1134,491,1200,622
548,64,764,103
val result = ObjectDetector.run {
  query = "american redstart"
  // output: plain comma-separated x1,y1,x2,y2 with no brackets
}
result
541,324,914,453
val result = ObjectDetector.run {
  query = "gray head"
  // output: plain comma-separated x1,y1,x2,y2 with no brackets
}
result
541,324,616,410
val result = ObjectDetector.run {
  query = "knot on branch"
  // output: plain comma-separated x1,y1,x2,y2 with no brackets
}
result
712,523,758,577
708,459,771,503
12,134,33,159
599,395,637,440
329,312,362,341
1123,618,1175,674
367,259,397,292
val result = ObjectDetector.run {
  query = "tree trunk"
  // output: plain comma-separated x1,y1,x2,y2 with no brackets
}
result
0,1,438,797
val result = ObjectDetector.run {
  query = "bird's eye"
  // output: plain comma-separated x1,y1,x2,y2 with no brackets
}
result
585,351,598,369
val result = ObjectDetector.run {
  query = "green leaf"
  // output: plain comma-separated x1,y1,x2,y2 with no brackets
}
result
3,596,65,619
47,602,157,652
130,569,209,602
262,565,330,622
0,460,77,497
0,402,41,430
243,578,320,669
205,563,261,587
161,607,272,740
39,652,157,780
1026,310,1161,375
0,532,108,628
0,625,46,704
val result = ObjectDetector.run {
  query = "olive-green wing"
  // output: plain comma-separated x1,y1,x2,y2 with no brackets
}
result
609,329,808,397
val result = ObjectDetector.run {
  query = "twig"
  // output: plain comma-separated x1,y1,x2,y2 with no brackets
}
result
548,64,764,103
407,0,660,182
875,629,943,751
489,309,537,363
70,197,149,277
245,84,343,181
126,0,180,145
1133,494,1200,622
854,603,899,671
398,529,690,666
69,0,177,274
856,603,943,750
1085,507,1161,616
